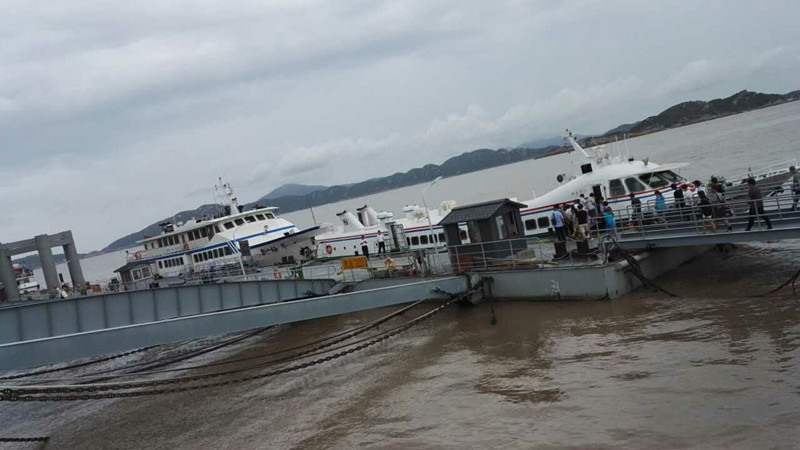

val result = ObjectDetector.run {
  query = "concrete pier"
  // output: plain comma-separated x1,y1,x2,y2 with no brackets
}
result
0,245,19,299
62,231,85,288
0,231,86,301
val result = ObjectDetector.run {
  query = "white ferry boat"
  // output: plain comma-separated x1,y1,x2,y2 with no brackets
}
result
517,130,689,236
315,202,469,259
125,179,323,278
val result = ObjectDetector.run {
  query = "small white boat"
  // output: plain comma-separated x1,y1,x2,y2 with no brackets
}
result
314,202,469,259
13,264,40,295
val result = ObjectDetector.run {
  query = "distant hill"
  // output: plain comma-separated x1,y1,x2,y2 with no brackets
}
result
100,88,798,253
259,183,327,201
101,145,557,252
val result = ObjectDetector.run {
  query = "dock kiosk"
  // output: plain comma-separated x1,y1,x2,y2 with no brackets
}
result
439,198,527,271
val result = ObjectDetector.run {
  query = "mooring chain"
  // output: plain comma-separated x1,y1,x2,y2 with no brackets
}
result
0,345,160,381
0,296,460,401
11,299,427,384
0,436,50,442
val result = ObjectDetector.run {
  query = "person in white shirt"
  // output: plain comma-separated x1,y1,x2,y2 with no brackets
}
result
359,235,370,259
376,232,386,254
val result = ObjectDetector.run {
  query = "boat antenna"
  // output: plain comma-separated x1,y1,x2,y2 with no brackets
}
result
307,194,317,225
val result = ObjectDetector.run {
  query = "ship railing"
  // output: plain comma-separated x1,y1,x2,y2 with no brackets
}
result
616,177,800,240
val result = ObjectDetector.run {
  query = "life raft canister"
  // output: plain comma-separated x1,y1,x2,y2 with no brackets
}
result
325,244,333,254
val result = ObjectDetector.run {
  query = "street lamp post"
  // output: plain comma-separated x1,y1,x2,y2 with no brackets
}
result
232,227,247,278
422,176,443,247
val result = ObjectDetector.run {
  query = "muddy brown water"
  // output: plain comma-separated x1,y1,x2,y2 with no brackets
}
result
2,241,799,449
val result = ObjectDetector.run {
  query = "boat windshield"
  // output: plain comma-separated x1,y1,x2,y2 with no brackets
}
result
639,170,682,188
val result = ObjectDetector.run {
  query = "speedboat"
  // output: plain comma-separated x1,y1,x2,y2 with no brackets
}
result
518,130,689,235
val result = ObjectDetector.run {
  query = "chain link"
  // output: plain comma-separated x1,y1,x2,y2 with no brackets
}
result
1,295,460,401
0,436,50,442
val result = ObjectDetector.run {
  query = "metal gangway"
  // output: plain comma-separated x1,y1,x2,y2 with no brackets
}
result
610,177,800,250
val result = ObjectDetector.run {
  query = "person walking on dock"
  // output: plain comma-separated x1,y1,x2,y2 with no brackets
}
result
709,184,733,231
376,232,386,254
745,178,773,231
360,235,370,259
698,190,717,232
672,183,686,221
551,205,566,241
576,204,589,240
791,166,800,211
603,206,618,240
654,190,667,222
629,193,642,228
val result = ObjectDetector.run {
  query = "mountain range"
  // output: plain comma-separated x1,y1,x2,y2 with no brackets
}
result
26,88,798,259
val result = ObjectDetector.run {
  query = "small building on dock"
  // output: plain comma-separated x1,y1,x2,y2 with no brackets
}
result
438,198,528,270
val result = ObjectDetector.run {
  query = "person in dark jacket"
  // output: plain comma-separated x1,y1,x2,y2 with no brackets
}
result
745,178,772,231
672,183,686,221
698,190,716,232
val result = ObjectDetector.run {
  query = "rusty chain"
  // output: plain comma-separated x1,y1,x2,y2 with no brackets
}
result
0,295,459,401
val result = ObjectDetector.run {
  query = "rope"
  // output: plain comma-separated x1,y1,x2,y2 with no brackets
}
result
763,266,800,298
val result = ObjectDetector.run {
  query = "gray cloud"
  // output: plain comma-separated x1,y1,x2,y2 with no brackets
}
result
1,0,799,251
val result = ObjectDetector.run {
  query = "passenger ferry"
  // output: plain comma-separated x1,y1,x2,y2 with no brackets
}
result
315,202,469,259
125,179,323,277
517,130,689,236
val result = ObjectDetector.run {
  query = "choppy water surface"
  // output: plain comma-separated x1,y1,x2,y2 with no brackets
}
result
4,104,800,448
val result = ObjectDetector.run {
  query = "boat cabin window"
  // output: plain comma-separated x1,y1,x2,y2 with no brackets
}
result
537,217,550,229
420,235,429,245
411,236,420,246
639,173,669,188
658,170,682,183
245,216,256,223
624,177,647,193
214,225,221,233
234,218,245,226
265,213,275,219
255,214,266,221
142,266,151,278
525,219,537,230
224,222,234,230
158,261,163,269
439,232,445,242
459,230,468,241
609,179,627,197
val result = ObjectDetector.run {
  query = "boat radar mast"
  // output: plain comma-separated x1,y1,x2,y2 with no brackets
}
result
215,177,241,216
564,129,621,167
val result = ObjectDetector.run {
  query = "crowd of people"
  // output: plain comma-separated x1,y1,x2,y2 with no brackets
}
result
548,167,798,242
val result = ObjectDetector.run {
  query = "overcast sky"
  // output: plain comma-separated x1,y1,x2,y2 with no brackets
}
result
2,0,799,252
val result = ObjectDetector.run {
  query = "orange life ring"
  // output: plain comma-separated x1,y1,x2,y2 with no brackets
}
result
325,244,333,255
183,242,190,251
133,251,141,260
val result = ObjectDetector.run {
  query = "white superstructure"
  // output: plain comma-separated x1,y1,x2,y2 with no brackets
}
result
127,178,323,277
517,130,688,235
315,201,467,259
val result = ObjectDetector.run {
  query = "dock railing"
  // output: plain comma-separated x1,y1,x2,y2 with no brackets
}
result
445,235,601,273
614,177,799,241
